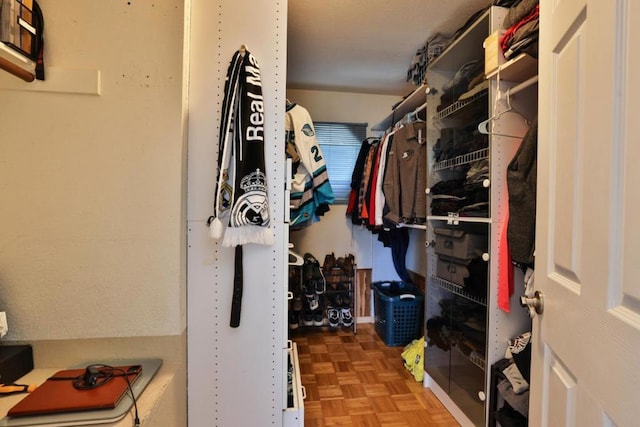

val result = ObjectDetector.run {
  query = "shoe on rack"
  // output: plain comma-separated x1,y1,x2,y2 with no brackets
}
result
312,311,324,327
340,308,353,327
303,253,321,280
333,293,344,308
302,278,315,298
336,255,354,276
314,276,326,295
340,293,351,308
289,311,299,330
327,308,340,328
308,294,319,311
322,252,336,273
302,311,314,327
347,253,355,270
293,295,303,312
303,253,326,295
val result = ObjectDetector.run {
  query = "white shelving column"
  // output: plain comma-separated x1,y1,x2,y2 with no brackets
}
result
187,1,288,426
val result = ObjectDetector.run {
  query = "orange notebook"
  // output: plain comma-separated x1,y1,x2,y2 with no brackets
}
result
7,365,142,418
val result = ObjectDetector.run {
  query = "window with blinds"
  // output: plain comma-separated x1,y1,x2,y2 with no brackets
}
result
313,121,367,204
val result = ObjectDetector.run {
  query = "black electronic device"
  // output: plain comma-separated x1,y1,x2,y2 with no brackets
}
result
0,345,33,385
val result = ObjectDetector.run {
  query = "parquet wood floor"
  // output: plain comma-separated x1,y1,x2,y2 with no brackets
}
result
291,323,460,427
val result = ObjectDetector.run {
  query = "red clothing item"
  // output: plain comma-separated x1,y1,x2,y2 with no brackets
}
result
368,142,384,227
500,4,540,53
358,146,377,220
498,216,515,312
346,189,357,216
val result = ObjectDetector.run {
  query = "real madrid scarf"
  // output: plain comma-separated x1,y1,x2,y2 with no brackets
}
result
207,48,274,327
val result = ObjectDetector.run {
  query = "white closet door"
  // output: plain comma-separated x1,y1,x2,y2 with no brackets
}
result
531,0,640,425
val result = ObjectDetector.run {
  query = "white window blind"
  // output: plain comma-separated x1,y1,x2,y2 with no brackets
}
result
314,122,367,204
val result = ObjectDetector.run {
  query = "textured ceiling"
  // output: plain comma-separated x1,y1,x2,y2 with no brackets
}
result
287,0,492,96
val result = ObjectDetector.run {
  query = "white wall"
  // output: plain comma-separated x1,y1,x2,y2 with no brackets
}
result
0,0,187,342
286,88,400,135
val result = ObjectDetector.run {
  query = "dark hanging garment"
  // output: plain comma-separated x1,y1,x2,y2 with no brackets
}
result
389,227,412,283
507,119,537,267
347,138,377,224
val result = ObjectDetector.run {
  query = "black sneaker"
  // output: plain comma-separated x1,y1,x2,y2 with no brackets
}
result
308,294,320,311
303,253,320,281
289,311,299,330
302,279,315,298
340,308,353,327
314,276,326,295
312,311,324,326
327,308,340,328
303,253,325,294
292,296,303,312
302,311,314,327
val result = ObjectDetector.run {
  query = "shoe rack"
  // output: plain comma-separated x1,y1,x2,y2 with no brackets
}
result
288,253,357,335
322,254,357,334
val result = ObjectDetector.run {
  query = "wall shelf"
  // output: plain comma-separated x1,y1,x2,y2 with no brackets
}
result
430,275,487,306
427,216,492,224
433,147,489,171
486,52,538,82
372,84,427,131
433,88,488,121
0,67,101,95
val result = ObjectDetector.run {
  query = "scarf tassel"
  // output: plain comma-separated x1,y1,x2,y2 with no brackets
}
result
223,225,275,247
209,217,226,240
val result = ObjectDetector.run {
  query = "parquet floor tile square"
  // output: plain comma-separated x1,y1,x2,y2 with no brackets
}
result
363,383,391,397
336,371,360,385
344,396,375,414
321,398,349,416
291,323,460,426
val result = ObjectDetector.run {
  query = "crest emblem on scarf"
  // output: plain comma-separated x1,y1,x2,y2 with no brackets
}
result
231,169,270,227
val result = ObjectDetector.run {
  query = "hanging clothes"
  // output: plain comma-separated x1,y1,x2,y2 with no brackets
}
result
507,118,538,268
285,103,335,229
382,120,427,225
346,137,378,225
373,132,394,226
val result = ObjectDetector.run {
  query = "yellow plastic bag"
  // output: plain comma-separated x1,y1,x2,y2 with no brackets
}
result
401,336,425,382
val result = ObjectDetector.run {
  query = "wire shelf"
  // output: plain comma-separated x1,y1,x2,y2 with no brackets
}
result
469,350,486,371
430,275,487,306
433,147,489,171
433,89,488,121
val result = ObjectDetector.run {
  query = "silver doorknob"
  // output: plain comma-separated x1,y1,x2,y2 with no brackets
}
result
520,290,544,318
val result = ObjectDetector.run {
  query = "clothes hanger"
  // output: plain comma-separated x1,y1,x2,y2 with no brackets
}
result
411,103,427,123
288,249,304,266
477,76,531,138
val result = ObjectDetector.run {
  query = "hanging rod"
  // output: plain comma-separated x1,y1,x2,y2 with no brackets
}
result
413,102,427,114
401,102,428,126
508,75,538,97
